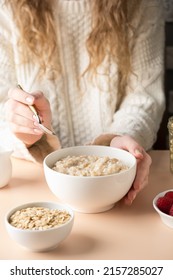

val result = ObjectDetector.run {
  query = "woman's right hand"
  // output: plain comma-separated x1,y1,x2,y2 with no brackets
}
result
5,87,52,147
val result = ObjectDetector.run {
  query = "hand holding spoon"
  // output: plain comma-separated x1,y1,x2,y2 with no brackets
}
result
17,85,55,136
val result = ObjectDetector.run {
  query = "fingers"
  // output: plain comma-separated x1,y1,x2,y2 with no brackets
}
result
6,99,34,122
5,97,42,134
110,134,152,205
10,122,43,135
8,87,35,105
5,87,49,144
124,152,152,205
7,111,43,135
5,87,53,146
8,87,50,112
124,177,149,205
133,152,152,191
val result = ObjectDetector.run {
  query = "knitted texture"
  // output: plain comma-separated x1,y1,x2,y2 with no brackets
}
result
0,0,165,160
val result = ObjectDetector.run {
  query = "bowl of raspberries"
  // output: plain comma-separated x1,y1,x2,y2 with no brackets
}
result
153,189,173,228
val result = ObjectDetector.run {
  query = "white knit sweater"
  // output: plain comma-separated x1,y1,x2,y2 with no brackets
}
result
0,0,165,161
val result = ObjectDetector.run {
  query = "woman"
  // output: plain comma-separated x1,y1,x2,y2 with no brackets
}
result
0,0,165,204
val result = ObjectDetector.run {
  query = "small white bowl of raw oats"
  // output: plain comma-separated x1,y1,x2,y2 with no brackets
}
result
5,201,74,252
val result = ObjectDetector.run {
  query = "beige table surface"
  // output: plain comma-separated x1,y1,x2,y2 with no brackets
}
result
1,150,173,260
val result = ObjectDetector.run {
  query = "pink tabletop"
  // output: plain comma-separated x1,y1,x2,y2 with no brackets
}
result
1,150,173,260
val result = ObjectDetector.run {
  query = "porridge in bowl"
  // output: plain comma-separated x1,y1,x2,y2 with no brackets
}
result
52,155,128,176
44,146,137,213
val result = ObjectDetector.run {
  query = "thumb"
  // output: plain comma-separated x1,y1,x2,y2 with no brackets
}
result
110,135,144,159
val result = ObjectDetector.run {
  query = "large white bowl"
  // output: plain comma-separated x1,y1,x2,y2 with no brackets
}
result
43,146,137,213
5,201,74,252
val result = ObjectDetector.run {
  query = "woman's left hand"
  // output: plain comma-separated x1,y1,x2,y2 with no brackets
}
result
110,135,152,205
90,134,152,205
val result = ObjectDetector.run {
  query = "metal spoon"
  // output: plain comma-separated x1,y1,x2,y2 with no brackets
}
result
17,85,56,136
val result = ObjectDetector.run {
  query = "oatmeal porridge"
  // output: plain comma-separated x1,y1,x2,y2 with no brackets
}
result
52,155,129,176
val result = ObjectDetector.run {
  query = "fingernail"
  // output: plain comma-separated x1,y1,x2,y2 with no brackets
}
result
135,149,143,157
33,115,37,120
33,128,42,134
33,115,39,121
26,97,34,104
125,198,132,205
132,193,136,201
33,121,39,127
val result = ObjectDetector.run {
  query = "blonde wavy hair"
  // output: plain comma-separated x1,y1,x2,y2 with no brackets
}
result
5,0,141,100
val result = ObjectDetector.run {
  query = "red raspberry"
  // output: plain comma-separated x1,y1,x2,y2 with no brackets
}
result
164,191,173,203
169,205,173,216
156,196,172,214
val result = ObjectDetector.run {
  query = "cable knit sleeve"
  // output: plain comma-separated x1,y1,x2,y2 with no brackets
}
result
0,2,60,162
0,5,26,156
108,0,165,150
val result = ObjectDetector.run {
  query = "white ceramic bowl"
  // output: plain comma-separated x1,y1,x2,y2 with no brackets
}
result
153,189,173,229
43,146,137,213
0,146,12,188
5,201,74,252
